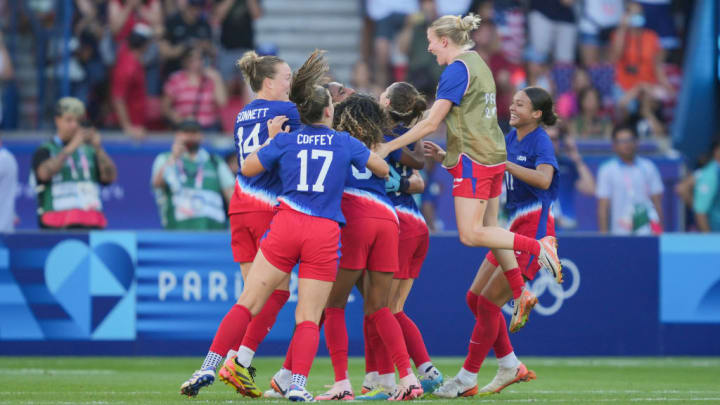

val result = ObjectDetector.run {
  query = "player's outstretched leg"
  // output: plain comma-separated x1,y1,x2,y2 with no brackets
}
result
509,287,538,333
537,235,562,283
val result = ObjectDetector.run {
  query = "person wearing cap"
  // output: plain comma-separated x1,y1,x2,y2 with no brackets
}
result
112,23,153,139
151,119,235,230
31,97,117,229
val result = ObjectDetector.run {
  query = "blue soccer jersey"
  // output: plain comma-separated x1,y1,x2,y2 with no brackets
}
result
343,159,397,224
385,126,427,235
230,99,301,213
257,124,371,225
504,126,559,220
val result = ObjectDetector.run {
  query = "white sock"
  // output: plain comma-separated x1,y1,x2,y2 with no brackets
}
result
236,346,255,368
378,373,396,389
399,373,418,387
274,367,292,387
497,352,520,369
363,371,379,387
456,368,477,386
226,349,238,360
291,373,307,388
334,378,352,391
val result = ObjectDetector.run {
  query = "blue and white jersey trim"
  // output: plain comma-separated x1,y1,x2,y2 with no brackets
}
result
343,187,398,221
278,196,314,217
236,176,278,207
507,201,545,229
395,205,426,225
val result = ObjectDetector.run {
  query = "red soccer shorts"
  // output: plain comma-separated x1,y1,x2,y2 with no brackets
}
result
446,154,505,200
486,205,555,280
260,208,341,282
340,217,399,273
230,210,275,263
394,231,429,280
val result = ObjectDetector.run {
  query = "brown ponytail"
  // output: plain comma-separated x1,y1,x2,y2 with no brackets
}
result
290,49,331,125
237,51,284,92
523,86,558,126
386,82,427,126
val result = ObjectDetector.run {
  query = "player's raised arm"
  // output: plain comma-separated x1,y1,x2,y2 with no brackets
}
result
366,151,390,178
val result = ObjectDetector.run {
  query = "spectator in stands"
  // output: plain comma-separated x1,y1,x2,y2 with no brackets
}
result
31,97,117,230
596,125,663,235
692,141,720,232
0,134,18,232
526,0,577,65
151,119,235,230
109,0,163,45
162,47,228,131
548,125,595,230
568,87,612,138
365,0,418,88
111,23,152,139
484,0,526,66
609,1,674,105
212,0,262,83
73,0,112,121
396,0,443,96
556,67,591,119
620,84,667,138
577,0,623,66
159,0,213,78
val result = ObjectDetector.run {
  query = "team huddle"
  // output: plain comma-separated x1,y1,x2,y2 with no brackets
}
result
179,13,562,402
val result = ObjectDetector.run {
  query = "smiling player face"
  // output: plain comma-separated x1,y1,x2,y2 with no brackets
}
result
509,91,541,128
426,28,448,65
267,62,292,101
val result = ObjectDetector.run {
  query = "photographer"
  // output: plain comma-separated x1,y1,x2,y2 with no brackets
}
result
151,120,234,230
162,47,227,131
31,98,117,229
609,1,673,104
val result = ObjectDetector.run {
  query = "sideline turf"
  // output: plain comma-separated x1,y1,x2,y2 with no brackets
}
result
1,356,718,404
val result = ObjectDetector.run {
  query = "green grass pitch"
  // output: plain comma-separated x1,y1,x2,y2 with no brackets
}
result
1,356,718,404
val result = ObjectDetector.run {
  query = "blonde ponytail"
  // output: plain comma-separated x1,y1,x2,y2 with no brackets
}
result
430,13,482,49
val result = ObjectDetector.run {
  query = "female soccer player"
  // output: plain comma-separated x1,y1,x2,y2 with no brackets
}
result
196,50,389,402
429,87,558,398
358,82,444,400
180,50,300,398
374,14,562,331
314,94,423,401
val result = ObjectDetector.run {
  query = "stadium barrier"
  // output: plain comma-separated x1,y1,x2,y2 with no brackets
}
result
4,137,683,232
2,232,718,356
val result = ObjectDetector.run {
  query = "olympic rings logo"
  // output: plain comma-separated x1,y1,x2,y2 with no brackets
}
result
502,258,581,316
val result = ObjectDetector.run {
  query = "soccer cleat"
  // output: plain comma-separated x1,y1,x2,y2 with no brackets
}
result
538,236,563,284
478,363,536,396
315,388,354,400
419,367,443,395
432,375,478,398
355,386,392,400
388,380,423,401
286,384,316,402
509,289,538,333
218,357,262,398
179,367,215,397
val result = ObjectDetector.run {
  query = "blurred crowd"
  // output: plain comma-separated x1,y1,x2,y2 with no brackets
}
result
0,0,259,136
356,0,689,141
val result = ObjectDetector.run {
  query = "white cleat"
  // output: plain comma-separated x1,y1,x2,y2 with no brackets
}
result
286,384,316,402
478,363,537,396
179,368,215,397
431,375,478,398
537,236,563,284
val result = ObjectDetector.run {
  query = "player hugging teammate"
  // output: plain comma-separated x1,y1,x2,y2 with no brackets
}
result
180,12,563,403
